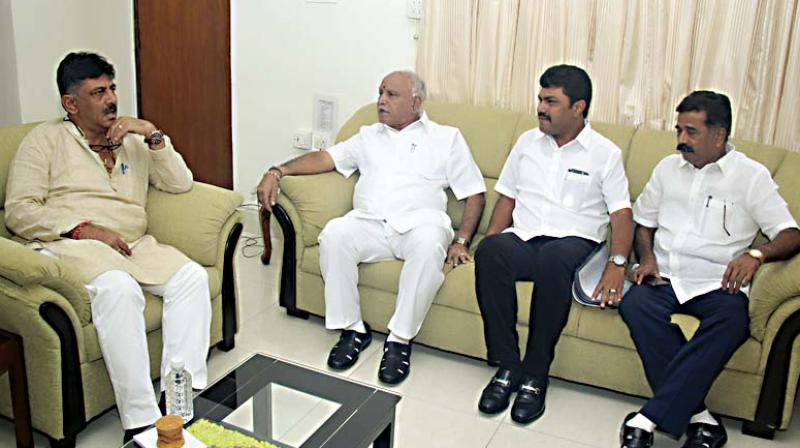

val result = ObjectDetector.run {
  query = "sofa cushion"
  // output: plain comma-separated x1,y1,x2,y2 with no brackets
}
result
0,122,40,205
0,212,10,239
729,138,786,176
592,122,636,163
280,173,357,247
772,151,800,222
625,128,675,200
425,102,520,178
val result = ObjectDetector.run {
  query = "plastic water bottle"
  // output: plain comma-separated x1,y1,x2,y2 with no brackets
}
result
165,360,193,423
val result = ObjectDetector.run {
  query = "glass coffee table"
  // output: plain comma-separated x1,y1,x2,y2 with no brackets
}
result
125,354,400,448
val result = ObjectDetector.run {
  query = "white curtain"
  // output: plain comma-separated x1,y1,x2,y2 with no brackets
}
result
417,0,800,151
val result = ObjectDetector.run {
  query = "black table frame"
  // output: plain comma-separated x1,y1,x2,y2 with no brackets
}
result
185,354,399,448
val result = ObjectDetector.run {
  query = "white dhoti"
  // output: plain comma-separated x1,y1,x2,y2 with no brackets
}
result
87,261,211,429
319,216,452,340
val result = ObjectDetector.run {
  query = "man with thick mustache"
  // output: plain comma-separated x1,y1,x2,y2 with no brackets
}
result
5,52,211,441
618,91,800,448
474,64,634,424
257,70,485,384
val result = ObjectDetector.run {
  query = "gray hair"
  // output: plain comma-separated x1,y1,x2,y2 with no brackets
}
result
392,70,427,101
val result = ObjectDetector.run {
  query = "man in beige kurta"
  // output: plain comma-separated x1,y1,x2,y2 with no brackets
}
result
4,51,211,439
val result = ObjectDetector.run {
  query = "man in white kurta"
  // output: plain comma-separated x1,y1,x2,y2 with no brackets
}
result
257,71,486,384
4,52,210,437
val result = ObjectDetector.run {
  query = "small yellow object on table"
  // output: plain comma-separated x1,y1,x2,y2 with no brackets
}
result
188,419,277,448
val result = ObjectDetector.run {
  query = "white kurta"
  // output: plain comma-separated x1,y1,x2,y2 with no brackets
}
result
495,122,631,243
320,113,486,338
633,145,798,303
5,119,193,284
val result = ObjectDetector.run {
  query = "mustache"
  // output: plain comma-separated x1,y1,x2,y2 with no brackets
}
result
103,103,117,115
538,113,551,121
677,143,695,153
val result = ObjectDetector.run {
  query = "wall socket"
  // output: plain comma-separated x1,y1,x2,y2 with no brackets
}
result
292,132,312,150
313,132,333,150
407,0,422,19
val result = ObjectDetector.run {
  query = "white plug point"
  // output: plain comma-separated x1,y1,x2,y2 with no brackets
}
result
407,0,423,19
292,132,312,150
313,132,333,150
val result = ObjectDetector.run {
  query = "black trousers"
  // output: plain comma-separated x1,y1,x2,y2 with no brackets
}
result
619,284,749,438
475,233,598,381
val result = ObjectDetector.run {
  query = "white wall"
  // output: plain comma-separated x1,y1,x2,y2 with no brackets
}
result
2,0,418,203
233,0,419,201
2,0,136,124
0,0,21,126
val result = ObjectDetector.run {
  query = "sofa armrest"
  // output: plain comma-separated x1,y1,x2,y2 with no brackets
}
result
146,182,243,266
278,172,357,247
749,253,800,340
0,238,90,325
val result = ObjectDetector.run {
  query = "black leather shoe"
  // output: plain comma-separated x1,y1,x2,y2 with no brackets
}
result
123,425,149,443
327,323,372,370
682,421,727,448
620,412,654,448
478,368,520,414
378,341,412,384
510,376,547,424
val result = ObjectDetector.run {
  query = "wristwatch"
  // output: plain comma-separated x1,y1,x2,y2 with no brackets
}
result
747,248,765,264
144,130,164,147
608,254,627,267
453,236,470,248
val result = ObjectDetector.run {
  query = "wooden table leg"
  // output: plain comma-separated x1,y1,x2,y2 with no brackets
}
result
0,331,34,448
260,207,273,265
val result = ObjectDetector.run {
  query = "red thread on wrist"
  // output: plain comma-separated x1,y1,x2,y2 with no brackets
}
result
71,221,91,239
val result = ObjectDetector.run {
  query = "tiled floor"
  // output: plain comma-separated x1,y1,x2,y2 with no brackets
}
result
2,214,799,447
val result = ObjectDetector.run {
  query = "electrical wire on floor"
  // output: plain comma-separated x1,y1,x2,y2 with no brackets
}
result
238,202,266,259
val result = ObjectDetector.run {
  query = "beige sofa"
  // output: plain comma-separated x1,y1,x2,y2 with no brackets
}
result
273,102,800,438
0,122,244,447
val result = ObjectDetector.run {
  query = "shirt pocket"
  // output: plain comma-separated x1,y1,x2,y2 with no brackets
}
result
561,168,592,209
699,197,744,240
412,148,447,181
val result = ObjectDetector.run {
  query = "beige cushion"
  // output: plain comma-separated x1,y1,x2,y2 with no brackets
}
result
0,237,91,324
0,122,40,205
146,182,243,266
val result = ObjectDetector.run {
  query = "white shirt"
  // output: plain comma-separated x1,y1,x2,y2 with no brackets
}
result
327,112,486,233
633,145,798,303
495,122,631,243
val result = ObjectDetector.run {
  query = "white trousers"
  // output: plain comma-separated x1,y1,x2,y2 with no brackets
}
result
319,216,452,340
87,262,211,429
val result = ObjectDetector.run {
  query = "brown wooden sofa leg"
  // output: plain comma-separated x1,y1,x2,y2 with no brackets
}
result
0,330,34,448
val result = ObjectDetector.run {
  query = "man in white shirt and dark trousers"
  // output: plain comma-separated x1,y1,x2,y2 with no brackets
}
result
257,71,486,385
618,91,800,448
475,65,634,424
